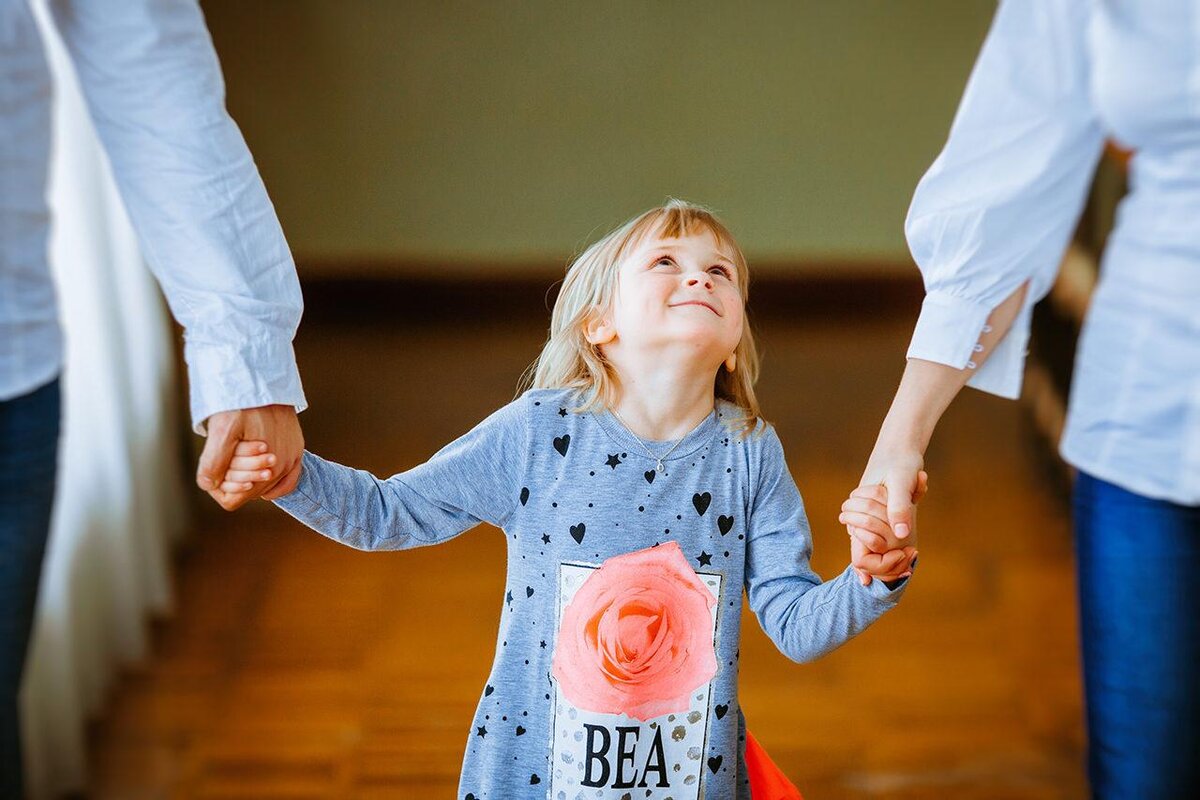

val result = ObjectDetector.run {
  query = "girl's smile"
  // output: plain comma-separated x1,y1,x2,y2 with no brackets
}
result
669,299,721,316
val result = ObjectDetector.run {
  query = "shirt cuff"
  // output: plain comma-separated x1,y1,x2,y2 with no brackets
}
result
186,335,308,435
271,450,319,510
905,289,1029,401
849,565,908,605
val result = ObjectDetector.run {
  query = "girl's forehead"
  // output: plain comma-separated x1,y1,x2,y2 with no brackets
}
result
627,227,736,263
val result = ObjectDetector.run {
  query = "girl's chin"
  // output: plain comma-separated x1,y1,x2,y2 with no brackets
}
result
615,339,730,368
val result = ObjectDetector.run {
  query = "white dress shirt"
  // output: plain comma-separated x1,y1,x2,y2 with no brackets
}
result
1,0,306,432
904,0,1199,505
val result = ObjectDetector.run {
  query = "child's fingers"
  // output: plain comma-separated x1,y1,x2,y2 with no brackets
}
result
873,548,919,581
229,453,276,471
223,468,274,483
839,510,892,542
233,440,270,457
840,497,890,527
851,548,889,573
861,561,910,583
219,479,255,493
854,547,909,577
874,548,909,574
846,524,888,553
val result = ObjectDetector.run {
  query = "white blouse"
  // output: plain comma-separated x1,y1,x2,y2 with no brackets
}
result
905,0,1200,505
0,0,306,432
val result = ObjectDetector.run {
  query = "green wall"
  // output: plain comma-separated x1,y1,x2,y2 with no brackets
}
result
203,1,995,276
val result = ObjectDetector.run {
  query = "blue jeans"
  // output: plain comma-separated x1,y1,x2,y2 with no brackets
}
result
0,377,61,800
1073,469,1200,799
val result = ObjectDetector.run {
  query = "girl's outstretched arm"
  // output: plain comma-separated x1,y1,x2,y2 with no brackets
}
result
259,397,530,551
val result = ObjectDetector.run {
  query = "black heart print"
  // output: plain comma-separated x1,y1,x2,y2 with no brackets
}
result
717,515,734,535
519,487,529,505
707,755,723,773
526,586,534,598
484,684,494,697
715,703,728,719
644,470,656,484
516,725,526,736
529,773,540,784
570,523,586,544
693,492,712,516
553,435,570,456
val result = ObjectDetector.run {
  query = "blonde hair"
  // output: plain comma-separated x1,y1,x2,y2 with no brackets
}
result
517,198,765,439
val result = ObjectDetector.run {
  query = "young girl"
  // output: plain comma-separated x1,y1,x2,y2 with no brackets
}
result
219,199,916,799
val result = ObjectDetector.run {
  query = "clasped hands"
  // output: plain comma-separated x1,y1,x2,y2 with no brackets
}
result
194,404,304,511
842,451,927,586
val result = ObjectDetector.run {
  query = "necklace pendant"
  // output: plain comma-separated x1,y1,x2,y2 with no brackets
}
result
656,460,664,473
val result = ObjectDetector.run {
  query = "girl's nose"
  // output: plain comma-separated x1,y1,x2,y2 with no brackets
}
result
686,274,714,290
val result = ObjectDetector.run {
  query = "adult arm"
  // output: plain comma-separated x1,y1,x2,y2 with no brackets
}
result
854,0,1107,563
46,0,306,507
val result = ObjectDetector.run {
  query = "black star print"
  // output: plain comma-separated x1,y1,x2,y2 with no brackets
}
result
541,533,551,544
697,551,713,567
605,453,622,469
505,590,513,604
476,725,487,737
558,407,567,417
540,640,547,648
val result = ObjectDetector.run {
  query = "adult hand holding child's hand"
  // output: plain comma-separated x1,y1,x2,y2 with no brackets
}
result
843,450,928,585
196,405,304,510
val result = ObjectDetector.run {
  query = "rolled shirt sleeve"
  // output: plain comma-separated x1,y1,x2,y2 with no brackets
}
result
47,0,305,432
904,0,1106,399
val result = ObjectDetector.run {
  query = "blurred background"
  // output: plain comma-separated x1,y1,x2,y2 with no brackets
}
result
23,1,1129,797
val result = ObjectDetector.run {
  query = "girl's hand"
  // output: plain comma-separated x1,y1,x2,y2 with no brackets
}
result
216,440,277,496
843,466,928,586
850,536,917,586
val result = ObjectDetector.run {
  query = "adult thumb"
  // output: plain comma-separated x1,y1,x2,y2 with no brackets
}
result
886,472,917,541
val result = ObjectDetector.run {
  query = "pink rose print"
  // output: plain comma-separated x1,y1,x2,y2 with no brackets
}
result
551,541,718,721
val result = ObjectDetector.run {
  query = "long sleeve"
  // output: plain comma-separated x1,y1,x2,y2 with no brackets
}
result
46,0,305,432
272,397,530,551
0,0,60,401
904,0,1106,399
744,426,904,664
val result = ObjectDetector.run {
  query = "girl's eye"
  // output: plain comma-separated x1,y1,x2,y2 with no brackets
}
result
649,256,731,278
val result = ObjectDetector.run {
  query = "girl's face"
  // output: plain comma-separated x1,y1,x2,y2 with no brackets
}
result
592,228,744,369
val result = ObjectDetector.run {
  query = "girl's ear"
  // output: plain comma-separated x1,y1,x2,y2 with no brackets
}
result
724,352,737,372
583,308,616,346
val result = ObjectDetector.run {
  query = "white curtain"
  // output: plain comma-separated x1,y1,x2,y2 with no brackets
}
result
19,2,188,797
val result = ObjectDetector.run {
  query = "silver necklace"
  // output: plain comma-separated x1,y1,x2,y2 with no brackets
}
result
609,406,689,473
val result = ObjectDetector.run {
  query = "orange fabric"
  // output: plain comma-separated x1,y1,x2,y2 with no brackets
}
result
744,728,804,800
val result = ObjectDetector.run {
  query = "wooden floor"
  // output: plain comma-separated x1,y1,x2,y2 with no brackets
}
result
86,308,1087,798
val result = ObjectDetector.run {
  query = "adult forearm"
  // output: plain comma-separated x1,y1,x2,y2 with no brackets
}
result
872,280,1030,459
